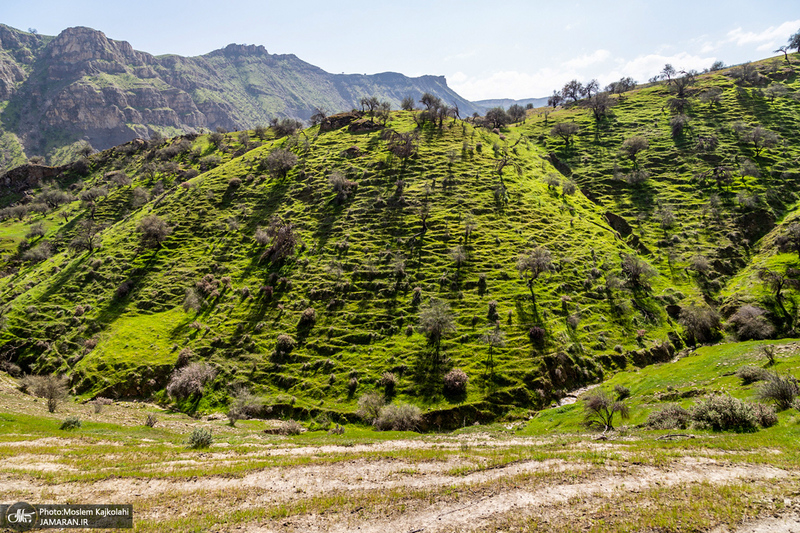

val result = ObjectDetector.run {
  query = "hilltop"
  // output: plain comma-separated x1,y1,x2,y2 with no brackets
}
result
0,24,477,171
0,51,798,425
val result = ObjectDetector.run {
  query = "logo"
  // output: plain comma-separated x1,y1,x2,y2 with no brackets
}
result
5,502,37,531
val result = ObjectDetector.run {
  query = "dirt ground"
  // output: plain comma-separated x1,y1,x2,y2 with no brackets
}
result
1,376,799,531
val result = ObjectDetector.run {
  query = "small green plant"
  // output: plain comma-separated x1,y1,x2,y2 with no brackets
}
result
60,416,82,430
187,427,213,449
144,414,157,427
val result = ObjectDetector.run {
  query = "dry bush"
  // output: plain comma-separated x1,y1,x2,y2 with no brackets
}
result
690,394,757,432
166,362,216,399
91,397,113,414
20,374,67,413
443,368,469,394
357,392,385,423
736,365,769,385
583,389,629,430
374,403,422,431
728,305,775,340
646,404,691,430
227,387,263,426
278,420,304,436
756,372,799,410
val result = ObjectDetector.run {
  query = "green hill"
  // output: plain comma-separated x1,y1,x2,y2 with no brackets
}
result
0,52,799,425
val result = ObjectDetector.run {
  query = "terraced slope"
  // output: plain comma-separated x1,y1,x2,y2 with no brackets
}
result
0,53,798,423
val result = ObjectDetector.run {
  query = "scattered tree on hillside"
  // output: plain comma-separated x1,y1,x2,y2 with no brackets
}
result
679,304,721,345
400,96,415,111
550,122,580,145
561,80,584,103
69,219,103,253
507,104,526,123
743,126,779,157
137,214,171,249
418,298,457,358
260,216,298,264
759,267,800,326
582,79,600,99
605,77,636,94
776,223,800,259
620,253,656,291
789,29,800,53
485,107,510,129
586,92,615,121
620,135,648,169
548,91,563,108
516,247,553,310
765,83,789,102
775,45,791,63
270,117,303,137
309,108,327,126
386,130,419,161
265,148,298,179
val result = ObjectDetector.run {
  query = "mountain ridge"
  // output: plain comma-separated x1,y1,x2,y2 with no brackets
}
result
0,24,478,170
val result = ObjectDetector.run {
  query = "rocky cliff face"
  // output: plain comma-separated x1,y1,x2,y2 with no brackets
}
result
0,24,477,170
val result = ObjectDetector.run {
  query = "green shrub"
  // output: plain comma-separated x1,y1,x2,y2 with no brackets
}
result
690,394,757,432
60,416,82,430
646,404,691,430
187,427,213,448
374,403,422,431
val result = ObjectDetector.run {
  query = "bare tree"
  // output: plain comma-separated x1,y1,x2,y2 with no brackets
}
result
418,298,457,358
550,122,580,145
69,219,103,253
137,214,171,249
620,136,649,169
561,80,584,103
517,247,553,308
583,389,629,431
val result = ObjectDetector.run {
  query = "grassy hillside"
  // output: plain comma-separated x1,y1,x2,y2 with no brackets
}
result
0,53,799,423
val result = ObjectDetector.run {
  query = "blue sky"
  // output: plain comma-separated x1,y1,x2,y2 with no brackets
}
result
2,1,798,100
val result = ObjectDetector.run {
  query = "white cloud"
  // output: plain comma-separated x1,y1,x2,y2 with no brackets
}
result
726,20,800,48
564,49,611,69
448,50,716,101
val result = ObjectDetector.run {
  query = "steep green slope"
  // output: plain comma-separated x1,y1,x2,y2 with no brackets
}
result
519,54,800,337
2,53,799,423
0,109,680,422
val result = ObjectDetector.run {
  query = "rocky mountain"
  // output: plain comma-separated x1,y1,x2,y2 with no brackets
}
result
0,24,478,170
